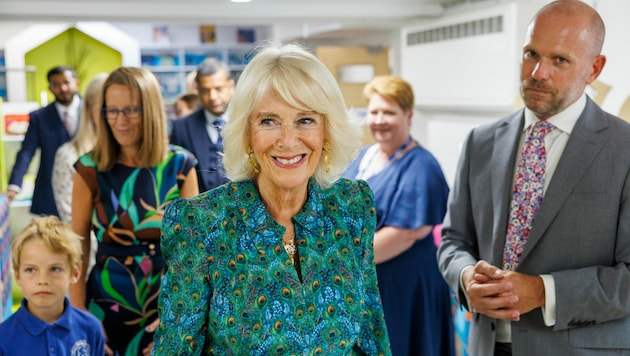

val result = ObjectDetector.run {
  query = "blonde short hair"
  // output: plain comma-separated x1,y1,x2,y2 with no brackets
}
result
222,42,363,188
11,216,83,273
363,75,415,113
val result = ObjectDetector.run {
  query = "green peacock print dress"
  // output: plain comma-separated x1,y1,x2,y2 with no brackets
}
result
153,178,392,355
75,145,197,355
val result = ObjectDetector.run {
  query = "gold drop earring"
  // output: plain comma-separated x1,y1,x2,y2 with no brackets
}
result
247,147,260,174
323,140,332,173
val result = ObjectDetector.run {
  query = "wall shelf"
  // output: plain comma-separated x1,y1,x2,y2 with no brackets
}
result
141,44,255,117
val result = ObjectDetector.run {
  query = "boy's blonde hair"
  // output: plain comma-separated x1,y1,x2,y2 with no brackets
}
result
11,216,83,273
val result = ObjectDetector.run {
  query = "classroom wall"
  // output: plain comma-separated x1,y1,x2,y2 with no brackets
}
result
111,23,272,47
595,1,630,118
402,0,630,185
1,1,628,186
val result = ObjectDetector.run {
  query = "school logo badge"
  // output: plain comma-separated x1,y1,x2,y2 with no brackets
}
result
71,340,90,356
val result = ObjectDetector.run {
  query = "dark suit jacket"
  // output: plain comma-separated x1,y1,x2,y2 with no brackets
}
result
9,102,77,216
169,109,228,193
437,97,630,355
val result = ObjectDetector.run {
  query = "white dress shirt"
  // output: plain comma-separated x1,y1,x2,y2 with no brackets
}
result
204,110,226,144
56,95,81,135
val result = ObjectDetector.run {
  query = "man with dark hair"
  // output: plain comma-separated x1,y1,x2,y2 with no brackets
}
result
8,65,80,216
170,57,235,192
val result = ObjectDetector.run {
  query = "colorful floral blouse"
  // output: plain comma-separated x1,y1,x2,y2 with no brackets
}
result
74,145,197,355
75,145,197,246
153,178,391,355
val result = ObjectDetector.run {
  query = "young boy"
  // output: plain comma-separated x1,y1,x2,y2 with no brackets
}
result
0,216,104,355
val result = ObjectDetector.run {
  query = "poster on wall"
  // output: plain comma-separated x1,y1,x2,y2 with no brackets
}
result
200,25,216,44
237,28,255,44
153,26,170,45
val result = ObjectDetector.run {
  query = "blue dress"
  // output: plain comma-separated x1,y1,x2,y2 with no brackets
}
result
344,142,455,356
153,178,392,355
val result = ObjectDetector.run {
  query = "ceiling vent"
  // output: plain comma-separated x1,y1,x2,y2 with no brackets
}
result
407,15,503,46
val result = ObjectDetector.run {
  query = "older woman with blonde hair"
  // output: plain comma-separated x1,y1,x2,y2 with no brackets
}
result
153,42,391,355
69,67,199,355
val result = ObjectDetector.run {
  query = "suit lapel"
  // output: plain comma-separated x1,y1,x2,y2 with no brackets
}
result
188,111,210,162
491,111,524,265
520,98,609,264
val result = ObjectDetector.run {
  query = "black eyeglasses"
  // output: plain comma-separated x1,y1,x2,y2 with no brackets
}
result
102,106,143,121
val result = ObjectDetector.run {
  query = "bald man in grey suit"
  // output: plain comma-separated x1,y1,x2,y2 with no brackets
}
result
437,1,630,355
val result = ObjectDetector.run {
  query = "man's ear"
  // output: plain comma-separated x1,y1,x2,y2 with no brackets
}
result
586,54,607,84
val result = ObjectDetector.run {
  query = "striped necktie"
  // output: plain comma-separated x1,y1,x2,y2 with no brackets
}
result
214,117,226,145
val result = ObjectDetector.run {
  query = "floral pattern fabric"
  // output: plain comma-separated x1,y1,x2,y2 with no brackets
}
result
503,121,555,270
52,142,98,277
153,178,391,356
51,142,77,223
74,145,197,355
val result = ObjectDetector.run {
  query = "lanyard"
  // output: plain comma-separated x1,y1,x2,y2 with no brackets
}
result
356,137,415,180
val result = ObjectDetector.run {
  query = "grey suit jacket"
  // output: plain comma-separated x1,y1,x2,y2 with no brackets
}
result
437,97,630,355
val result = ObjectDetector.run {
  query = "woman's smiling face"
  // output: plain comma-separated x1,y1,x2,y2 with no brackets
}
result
104,84,143,150
249,92,325,192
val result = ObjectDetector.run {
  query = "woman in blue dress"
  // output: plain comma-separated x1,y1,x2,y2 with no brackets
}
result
344,75,455,356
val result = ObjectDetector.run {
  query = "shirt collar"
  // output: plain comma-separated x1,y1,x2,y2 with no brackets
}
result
204,110,227,125
523,92,586,135
17,297,73,335
239,179,325,246
55,94,81,118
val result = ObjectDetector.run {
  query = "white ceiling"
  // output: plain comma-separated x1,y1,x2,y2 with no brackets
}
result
0,0,473,41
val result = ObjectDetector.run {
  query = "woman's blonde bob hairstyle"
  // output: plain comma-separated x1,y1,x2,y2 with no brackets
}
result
222,42,363,188
93,67,169,171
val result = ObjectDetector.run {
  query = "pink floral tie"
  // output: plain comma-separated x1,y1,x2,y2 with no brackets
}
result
503,120,554,270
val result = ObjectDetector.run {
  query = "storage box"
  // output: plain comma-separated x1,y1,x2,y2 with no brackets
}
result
4,113,29,135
